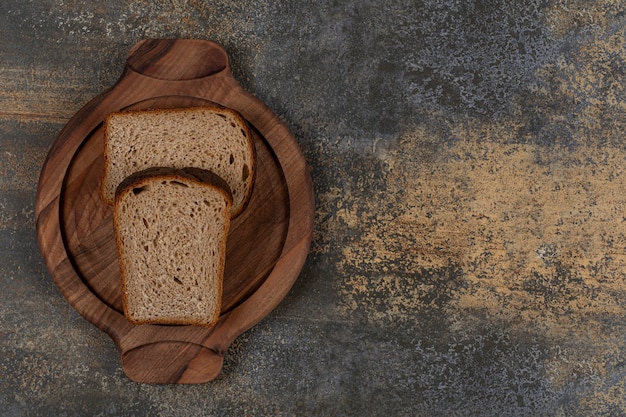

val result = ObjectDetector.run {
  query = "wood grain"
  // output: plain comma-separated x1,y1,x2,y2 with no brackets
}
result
34,39,314,384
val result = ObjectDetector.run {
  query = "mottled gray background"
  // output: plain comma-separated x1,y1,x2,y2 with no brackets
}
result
2,0,626,416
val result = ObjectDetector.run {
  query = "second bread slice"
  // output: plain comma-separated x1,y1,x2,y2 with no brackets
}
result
102,106,255,218
114,167,232,326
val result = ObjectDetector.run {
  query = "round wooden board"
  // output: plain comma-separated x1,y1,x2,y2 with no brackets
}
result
34,39,314,384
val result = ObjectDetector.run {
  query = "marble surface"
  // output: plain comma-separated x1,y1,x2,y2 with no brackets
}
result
2,0,626,415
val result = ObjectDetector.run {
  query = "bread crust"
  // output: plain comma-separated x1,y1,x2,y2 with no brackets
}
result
114,167,232,327
101,105,256,218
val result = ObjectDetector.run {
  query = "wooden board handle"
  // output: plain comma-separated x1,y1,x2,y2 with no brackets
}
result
121,341,224,384
127,39,230,80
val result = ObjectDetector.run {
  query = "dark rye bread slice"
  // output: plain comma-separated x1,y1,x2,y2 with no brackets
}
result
102,106,255,218
114,167,232,327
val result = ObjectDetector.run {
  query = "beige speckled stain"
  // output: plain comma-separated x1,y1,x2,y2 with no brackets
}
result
340,121,626,322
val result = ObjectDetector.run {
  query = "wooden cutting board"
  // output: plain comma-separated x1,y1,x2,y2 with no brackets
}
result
34,39,314,383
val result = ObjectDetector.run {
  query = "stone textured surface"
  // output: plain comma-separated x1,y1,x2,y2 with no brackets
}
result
2,0,626,415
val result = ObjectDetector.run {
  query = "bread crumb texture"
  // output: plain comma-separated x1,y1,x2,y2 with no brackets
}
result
103,107,253,216
116,177,229,324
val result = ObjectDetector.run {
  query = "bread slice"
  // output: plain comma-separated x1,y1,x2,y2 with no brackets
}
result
102,106,255,218
114,167,232,326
